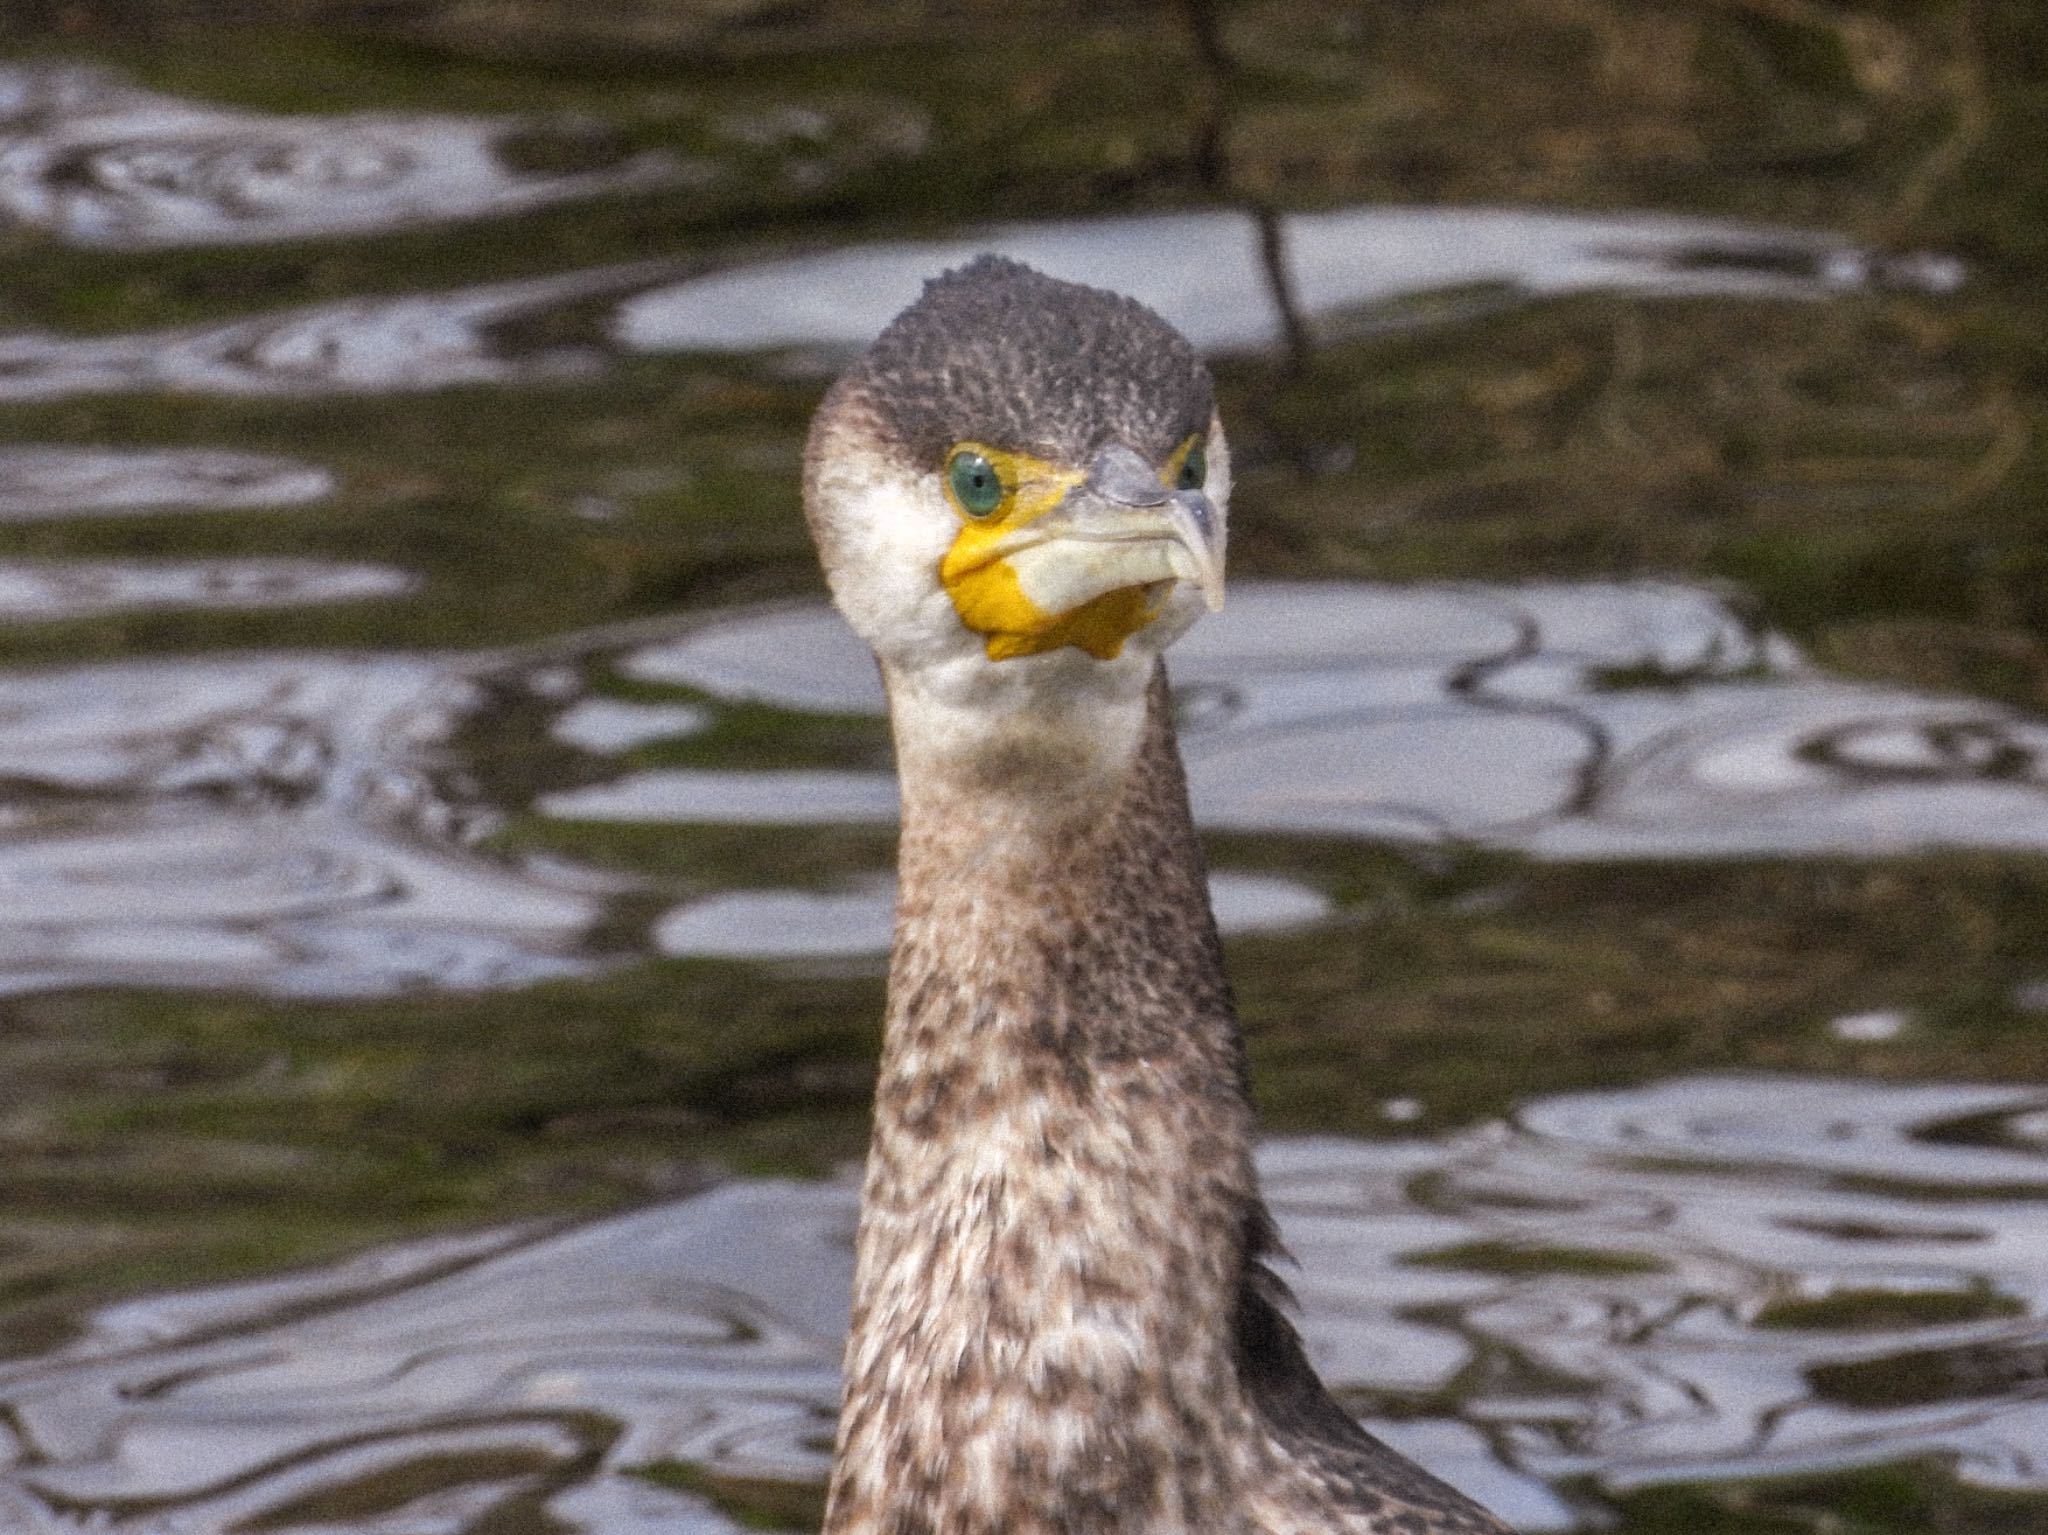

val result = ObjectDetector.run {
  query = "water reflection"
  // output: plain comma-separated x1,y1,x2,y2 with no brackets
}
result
0,446,332,518
4,1075,2043,1532
0,629,1339,991
0,557,411,620
0,654,599,996
0,205,1945,400
0,24,2028,1535
0,62,681,247
559,581,2048,859
0,262,666,400
4,575,2044,998
550,697,709,755
615,206,1957,358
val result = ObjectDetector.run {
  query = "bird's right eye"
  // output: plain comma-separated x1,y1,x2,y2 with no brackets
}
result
946,450,1005,518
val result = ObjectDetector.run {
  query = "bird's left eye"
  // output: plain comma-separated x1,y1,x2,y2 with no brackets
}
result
947,450,1005,518
1176,444,1207,491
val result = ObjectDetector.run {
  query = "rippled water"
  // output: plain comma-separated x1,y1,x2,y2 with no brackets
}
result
0,652,603,996
0,557,410,620
614,206,1958,358
0,447,334,519
6,1075,2047,1532
0,102,1951,404
566,581,2048,859
0,28,2041,1535
0,261,675,400
0,61,682,247
0,210,1880,402
5,575,2038,998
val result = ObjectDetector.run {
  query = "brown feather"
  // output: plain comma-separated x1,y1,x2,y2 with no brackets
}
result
824,670,1513,1535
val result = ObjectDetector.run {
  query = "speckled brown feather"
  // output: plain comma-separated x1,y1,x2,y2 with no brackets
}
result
806,254,1510,1534
823,669,1513,1535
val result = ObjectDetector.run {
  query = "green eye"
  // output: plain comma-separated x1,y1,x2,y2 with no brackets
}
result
947,450,1004,517
1176,444,1207,491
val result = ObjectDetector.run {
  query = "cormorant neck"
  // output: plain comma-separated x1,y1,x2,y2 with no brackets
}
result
882,645,1160,849
825,661,1270,1535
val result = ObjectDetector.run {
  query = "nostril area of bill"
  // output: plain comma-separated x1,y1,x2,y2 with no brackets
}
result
1087,444,1173,507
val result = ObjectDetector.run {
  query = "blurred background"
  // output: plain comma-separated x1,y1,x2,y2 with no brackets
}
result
0,1,2044,1530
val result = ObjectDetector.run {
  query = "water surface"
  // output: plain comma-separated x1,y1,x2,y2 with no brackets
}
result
571,581,2048,859
7,1075,2047,1532
0,18,2042,1534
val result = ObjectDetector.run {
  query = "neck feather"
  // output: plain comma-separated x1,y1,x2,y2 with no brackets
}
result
825,664,1272,1535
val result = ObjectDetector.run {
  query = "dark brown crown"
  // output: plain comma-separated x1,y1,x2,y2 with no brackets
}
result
837,255,1214,469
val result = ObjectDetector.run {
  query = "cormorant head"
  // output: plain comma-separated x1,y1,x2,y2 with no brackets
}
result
804,256,1228,707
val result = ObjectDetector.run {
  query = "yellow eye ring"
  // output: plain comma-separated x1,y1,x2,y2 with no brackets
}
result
1164,432,1207,491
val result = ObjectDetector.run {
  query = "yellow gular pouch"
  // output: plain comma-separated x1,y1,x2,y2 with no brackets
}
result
937,444,1169,662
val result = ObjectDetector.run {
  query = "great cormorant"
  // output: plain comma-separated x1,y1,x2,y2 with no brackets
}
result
803,255,1513,1535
